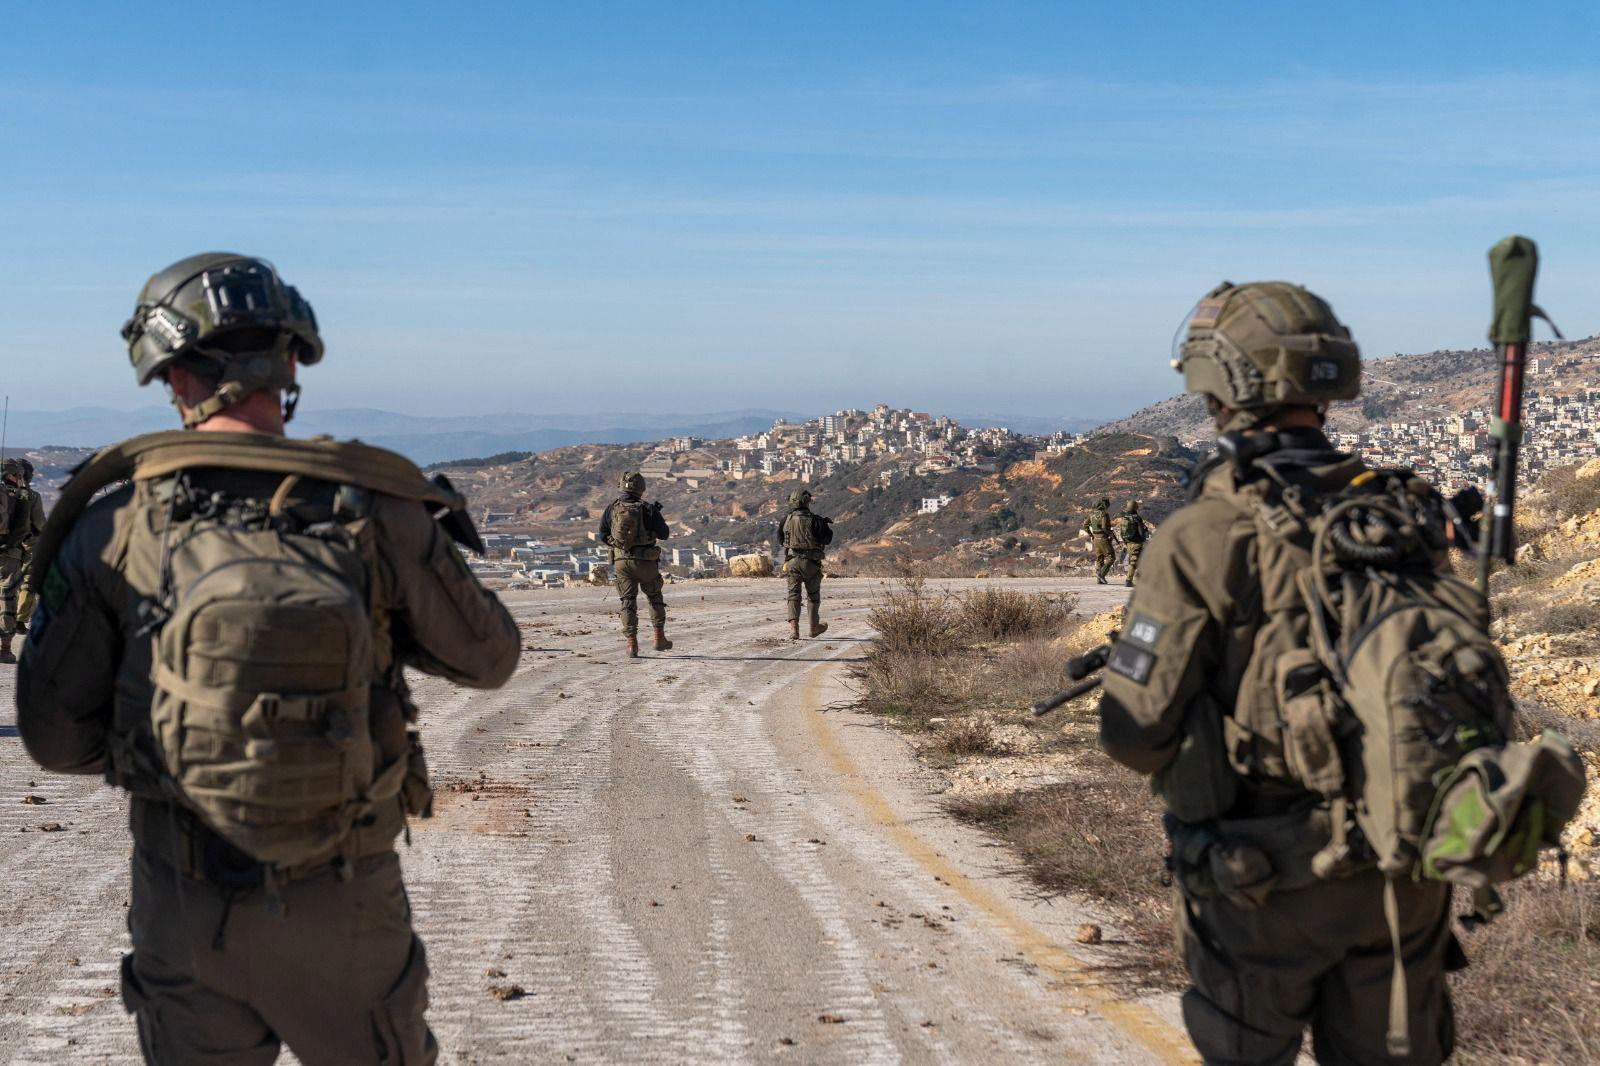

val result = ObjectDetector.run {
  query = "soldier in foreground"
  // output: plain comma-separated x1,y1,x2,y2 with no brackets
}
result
1,457,45,663
1097,282,1461,1064
1080,496,1117,584
17,253,521,1064
779,488,832,639
1115,500,1150,587
599,471,672,656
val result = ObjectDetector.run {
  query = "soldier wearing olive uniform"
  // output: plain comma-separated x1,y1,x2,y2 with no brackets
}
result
1,457,45,663
1081,497,1116,584
1116,500,1151,588
1097,282,1460,1065
779,489,832,639
17,253,521,1065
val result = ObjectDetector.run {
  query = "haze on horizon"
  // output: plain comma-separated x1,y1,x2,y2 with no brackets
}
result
2,2,1597,422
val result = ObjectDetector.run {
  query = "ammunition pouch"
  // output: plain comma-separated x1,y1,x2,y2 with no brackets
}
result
1166,804,1357,909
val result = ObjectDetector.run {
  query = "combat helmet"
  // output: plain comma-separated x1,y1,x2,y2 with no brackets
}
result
1,458,22,485
1094,497,1109,509
619,471,646,495
789,489,813,508
121,253,323,426
1123,500,1139,514
1173,281,1360,430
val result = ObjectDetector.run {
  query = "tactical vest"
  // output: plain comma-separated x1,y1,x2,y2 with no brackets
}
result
0,485,30,551
1116,513,1145,543
1084,510,1110,537
783,509,824,556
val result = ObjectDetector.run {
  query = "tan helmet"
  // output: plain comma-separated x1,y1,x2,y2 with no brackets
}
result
1173,281,1360,425
789,489,813,508
619,471,646,495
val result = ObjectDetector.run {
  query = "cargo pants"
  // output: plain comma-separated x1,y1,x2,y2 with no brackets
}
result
123,848,437,1066
784,555,823,623
1177,871,1457,1065
1124,542,1143,586
613,556,666,635
0,553,21,636
1091,536,1116,583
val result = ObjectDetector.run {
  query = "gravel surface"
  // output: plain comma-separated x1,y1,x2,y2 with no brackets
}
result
1,577,1191,1064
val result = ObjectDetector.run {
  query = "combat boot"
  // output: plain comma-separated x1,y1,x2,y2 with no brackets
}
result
789,619,800,641
652,625,673,652
808,606,828,638
626,633,639,658
0,637,14,665
1097,575,1108,585
1124,578,1134,588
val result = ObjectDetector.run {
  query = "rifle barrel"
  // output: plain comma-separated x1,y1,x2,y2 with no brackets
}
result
1031,675,1103,717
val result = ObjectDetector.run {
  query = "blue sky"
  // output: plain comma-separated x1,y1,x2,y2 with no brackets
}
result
2,2,1597,422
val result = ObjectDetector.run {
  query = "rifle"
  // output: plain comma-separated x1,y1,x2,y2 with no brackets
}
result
1477,236,1561,592
1031,632,1118,716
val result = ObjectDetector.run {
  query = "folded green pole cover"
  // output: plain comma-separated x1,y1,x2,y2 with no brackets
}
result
1488,235,1538,344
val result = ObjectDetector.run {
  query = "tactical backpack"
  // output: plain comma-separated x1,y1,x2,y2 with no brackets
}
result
1085,510,1110,536
29,431,481,873
0,485,28,551
144,497,401,868
783,509,827,554
1116,513,1146,543
610,497,654,552
1225,461,1586,1056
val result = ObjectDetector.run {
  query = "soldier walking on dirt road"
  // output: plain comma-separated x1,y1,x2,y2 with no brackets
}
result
1081,496,1117,584
600,471,673,657
779,488,832,639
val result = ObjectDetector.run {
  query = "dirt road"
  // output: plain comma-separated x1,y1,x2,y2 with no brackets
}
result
1,577,1194,1064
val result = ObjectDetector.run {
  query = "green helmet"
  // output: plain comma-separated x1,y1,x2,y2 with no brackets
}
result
121,253,323,425
619,471,646,495
1,458,22,484
1173,281,1360,422
1123,500,1139,514
789,489,813,508
1094,497,1109,510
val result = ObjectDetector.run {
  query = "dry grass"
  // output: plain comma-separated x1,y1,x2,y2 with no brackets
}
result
930,716,1003,758
863,575,966,659
947,779,1182,991
1451,879,1600,1065
960,587,1076,641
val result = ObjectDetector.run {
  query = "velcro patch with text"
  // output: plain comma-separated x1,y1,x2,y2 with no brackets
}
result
1107,642,1156,685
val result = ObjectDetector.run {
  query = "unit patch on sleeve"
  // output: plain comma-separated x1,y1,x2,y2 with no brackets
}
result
1107,641,1156,685
1122,613,1165,651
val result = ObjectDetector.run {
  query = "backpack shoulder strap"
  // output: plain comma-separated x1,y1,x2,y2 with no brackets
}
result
30,431,465,595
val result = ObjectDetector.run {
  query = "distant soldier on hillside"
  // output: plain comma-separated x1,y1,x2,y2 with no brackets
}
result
779,489,832,639
1080,497,1117,584
600,471,673,657
1115,500,1151,587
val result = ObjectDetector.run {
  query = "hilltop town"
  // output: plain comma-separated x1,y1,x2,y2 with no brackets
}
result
446,336,1600,589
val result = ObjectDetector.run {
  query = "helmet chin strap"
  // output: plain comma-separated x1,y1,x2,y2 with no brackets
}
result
175,336,299,429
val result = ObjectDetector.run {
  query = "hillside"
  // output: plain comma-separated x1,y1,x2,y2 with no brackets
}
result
1103,335,1600,444
440,430,1197,576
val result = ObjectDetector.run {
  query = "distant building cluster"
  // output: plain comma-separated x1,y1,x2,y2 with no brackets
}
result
1331,382,1600,490
635,403,1033,487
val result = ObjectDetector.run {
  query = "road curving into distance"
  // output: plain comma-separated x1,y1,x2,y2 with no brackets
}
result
0,576,1193,1065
